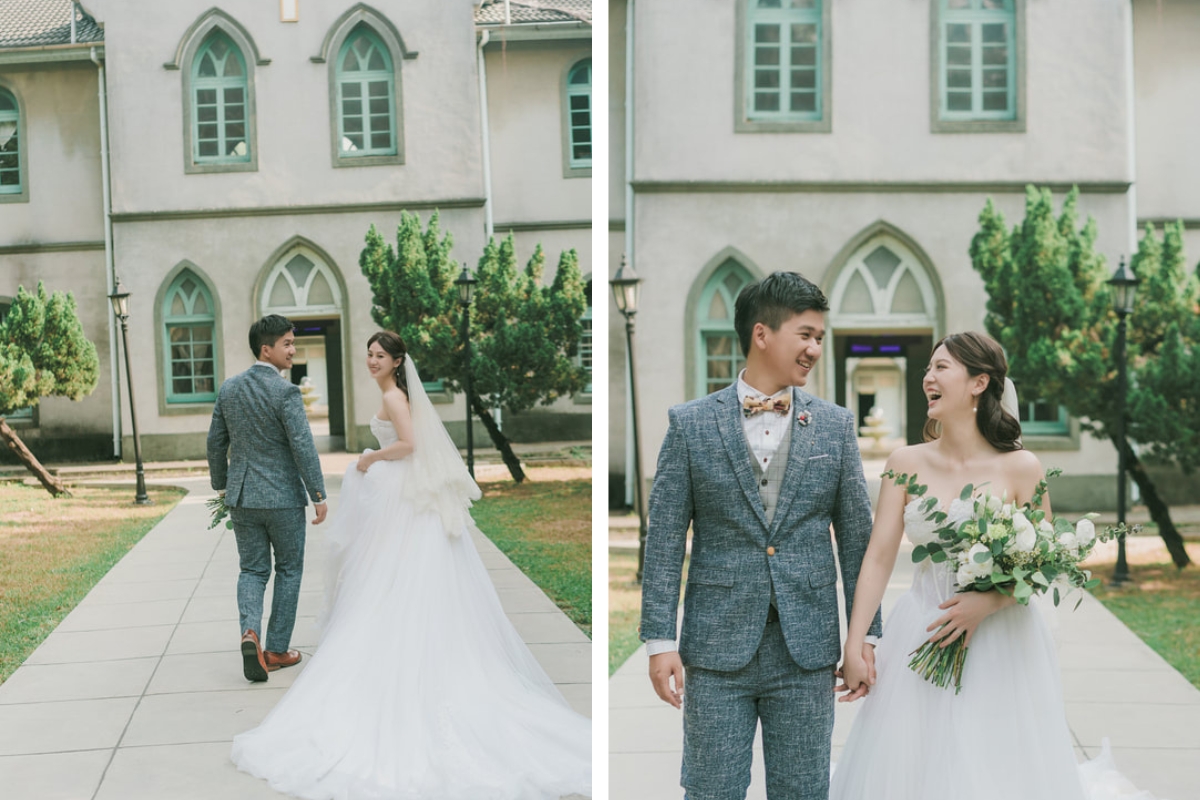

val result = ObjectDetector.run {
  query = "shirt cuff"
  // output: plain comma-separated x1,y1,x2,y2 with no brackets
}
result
645,639,678,656
863,635,880,646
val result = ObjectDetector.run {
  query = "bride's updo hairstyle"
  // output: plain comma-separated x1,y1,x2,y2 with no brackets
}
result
368,330,409,398
923,331,1022,452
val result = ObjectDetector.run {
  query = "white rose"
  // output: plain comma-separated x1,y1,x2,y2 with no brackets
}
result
964,543,994,580
1075,518,1096,545
1011,512,1037,551
1038,518,1055,536
986,494,1003,516
957,563,977,586
1057,531,1079,553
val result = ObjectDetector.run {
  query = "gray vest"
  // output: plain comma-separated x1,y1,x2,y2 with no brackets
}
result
748,415,792,608
748,415,793,527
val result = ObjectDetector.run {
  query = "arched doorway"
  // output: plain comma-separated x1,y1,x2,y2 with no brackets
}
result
825,227,943,447
257,241,349,450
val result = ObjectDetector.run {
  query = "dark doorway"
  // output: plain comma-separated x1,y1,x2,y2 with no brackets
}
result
834,333,933,446
291,318,345,450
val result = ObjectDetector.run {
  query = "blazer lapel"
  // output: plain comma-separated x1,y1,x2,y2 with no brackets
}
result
713,384,771,535
768,388,818,539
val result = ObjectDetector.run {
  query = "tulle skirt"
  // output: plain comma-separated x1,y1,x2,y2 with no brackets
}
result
830,567,1159,800
231,458,592,799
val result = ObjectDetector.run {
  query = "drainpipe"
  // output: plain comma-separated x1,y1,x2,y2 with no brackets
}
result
504,0,511,26
1123,0,1141,504
624,0,636,505
477,29,494,239
91,46,120,458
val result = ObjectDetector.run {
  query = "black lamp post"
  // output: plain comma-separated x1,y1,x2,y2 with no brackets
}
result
1108,256,1139,586
108,279,151,505
456,267,478,478
611,255,648,582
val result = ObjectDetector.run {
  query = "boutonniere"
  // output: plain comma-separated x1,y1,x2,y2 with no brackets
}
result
796,410,812,426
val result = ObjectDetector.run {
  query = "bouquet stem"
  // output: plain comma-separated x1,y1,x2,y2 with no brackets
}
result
908,626,968,694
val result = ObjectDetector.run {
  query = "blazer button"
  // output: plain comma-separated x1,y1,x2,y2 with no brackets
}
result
760,478,768,486
767,546,776,556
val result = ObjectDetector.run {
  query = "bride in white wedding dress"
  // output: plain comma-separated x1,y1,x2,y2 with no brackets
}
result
231,331,591,800
830,331,1159,800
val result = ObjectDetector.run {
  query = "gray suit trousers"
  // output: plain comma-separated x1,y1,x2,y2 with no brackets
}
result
230,506,306,653
683,620,835,800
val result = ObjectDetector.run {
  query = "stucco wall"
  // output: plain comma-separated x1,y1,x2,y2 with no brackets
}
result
0,63,104,243
632,0,1131,185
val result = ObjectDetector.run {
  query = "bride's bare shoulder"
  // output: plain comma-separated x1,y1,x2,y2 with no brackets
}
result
883,443,934,475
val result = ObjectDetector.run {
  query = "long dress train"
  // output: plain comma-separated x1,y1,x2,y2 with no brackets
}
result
829,498,1160,800
231,416,591,800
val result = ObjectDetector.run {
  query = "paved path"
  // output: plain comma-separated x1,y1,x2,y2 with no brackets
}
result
0,467,591,799
609,525,1200,800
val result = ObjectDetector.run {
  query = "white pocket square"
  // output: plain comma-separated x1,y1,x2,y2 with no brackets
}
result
808,454,830,461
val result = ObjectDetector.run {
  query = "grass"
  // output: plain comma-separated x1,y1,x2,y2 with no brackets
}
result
1088,540,1200,690
0,482,186,683
609,544,689,675
470,476,591,637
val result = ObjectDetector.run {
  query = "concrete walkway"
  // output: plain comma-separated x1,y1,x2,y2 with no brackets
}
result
0,465,591,800
610,531,1200,799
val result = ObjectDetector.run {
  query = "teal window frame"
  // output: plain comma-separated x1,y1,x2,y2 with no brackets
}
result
0,86,26,201
336,27,397,158
744,0,824,124
162,271,219,404
1019,398,1069,436
191,32,251,164
566,59,592,170
696,263,753,398
938,0,1017,122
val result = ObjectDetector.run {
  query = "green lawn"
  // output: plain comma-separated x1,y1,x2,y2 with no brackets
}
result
471,477,591,636
0,482,186,683
1090,548,1200,689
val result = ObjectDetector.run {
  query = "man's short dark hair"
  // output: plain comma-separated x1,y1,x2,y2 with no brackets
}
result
733,272,829,357
249,314,294,358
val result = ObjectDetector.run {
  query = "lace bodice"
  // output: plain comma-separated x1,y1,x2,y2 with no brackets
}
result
369,415,397,447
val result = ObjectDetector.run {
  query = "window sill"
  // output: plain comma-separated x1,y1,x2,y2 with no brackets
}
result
932,118,1025,134
736,117,831,134
333,152,404,168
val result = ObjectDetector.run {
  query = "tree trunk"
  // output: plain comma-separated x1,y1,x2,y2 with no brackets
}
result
0,417,71,498
1116,436,1191,569
470,397,525,483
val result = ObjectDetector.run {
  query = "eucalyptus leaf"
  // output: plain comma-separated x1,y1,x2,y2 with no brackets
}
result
960,483,974,501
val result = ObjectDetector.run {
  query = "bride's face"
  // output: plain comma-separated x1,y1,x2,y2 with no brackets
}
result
923,345,986,420
367,342,399,382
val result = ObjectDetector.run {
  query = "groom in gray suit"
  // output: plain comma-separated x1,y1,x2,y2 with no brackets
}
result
641,272,883,800
207,314,327,683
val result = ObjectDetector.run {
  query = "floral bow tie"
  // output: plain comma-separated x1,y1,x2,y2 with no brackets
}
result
742,394,791,418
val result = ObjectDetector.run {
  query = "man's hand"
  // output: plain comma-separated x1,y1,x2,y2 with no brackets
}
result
312,502,328,525
649,651,685,709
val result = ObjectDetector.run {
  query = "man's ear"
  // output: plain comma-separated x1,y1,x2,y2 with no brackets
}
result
751,321,769,351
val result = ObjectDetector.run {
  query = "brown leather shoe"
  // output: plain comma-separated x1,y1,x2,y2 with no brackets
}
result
241,630,269,682
265,649,302,670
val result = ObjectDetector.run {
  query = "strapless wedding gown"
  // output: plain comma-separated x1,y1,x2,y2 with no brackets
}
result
231,416,591,799
829,498,1159,800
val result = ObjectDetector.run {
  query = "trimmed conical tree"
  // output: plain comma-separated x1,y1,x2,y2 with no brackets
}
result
970,187,1192,568
360,212,588,482
0,283,100,497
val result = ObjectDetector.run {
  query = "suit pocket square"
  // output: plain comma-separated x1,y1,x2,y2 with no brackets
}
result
807,453,830,461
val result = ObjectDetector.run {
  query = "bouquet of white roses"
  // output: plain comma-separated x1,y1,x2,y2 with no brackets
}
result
882,468,1130,694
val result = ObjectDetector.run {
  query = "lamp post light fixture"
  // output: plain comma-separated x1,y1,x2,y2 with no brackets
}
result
611,255,648,582
455,267,478,479
1108,256,1139,586
108,278,151,505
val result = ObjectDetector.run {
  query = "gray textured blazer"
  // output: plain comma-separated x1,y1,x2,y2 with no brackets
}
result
641,383,883,672
206,364,326,509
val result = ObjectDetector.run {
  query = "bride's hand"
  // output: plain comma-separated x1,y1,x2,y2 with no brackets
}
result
927,591,1016,648
835,647,871,703
356,451,376,473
